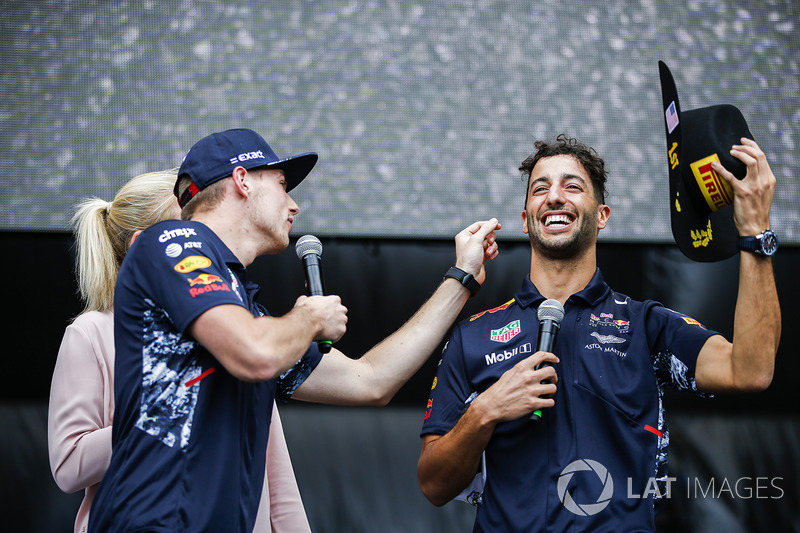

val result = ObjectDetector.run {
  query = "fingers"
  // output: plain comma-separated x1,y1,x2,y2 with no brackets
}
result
454,219,502,283
532,350,559,369
710,137,775,234
731,137,761,159
484,234,500,261
484,361,558,422
710,159,736,186
457,218,501,249
510,351,559,384
296,295,348,343
461,218,501,237
474,218,502,240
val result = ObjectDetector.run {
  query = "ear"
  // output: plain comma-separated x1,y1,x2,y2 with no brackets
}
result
231,166,250,198
597,204,611,230
129,230,143,248
521,210,529,234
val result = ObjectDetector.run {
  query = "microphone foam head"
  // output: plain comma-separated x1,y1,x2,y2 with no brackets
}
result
538,299,565,324
295,234,322,259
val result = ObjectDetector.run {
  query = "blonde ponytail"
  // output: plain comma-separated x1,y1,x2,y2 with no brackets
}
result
72,169,179,314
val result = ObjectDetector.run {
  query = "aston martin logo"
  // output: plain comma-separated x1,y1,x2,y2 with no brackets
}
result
590,332,626,344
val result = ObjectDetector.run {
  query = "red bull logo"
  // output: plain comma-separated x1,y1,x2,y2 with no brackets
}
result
187,273,224,286
470,299,515,321
189,282,231,298
424,399,433,420
690,155,733,212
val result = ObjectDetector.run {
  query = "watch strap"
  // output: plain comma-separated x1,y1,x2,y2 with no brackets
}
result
444,266,481,296
737,235,758,253
737,229,778,256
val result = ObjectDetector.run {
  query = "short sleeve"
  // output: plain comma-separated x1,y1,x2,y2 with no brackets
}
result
130,224,246,334
421,326,475,437
276,343,323,400
647,305,718,393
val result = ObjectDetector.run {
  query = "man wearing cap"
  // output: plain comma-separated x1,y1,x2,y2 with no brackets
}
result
417,130,779,531
89,128,501,533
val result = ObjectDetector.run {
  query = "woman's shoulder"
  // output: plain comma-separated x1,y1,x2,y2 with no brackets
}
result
70,308,114,330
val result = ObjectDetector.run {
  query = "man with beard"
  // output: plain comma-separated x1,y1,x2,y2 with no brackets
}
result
417,135,780,531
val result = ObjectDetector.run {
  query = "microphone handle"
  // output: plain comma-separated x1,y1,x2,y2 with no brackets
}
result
301,254,332,353
530,320,559,421
302,255,325,296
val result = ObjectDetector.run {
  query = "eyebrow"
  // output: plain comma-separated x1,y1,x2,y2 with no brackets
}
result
529,173,588,191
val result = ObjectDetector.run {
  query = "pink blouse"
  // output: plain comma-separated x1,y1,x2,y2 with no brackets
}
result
48,309,311,533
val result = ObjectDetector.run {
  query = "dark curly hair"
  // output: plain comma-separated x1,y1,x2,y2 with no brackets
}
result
519,134,608,205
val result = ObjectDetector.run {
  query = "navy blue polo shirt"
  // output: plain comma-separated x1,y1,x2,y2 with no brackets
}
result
421,269,717,532
90,220,322,533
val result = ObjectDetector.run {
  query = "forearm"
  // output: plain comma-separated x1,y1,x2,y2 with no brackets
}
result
292,279,470,405
731,253,780,390
50,425,112,493
294,219,500,405
192,304,326,382
418,400,495,506
357,277,471,403
265,406,311,533
357,219,499,401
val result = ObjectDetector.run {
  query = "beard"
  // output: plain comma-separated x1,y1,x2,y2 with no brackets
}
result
527,209,598,260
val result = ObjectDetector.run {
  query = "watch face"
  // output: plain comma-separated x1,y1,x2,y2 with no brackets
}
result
761,231,779,256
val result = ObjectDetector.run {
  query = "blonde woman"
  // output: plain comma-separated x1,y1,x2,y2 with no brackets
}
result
47,169,310,533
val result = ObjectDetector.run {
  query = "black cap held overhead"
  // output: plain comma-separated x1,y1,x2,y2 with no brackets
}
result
658,60,753,262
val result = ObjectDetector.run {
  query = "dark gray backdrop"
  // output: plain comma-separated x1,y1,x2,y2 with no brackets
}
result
2,0,798,242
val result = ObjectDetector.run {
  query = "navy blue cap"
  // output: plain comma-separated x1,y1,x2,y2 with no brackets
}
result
175,128,318,208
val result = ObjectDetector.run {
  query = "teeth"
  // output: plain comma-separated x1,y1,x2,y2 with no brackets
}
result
545,214,571,227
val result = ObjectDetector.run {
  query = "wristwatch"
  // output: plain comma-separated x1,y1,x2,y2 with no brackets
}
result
443,266,481,296
737,229,779,257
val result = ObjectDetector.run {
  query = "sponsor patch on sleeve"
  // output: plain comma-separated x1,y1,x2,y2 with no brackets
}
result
681,316,706,329
174,255,213,273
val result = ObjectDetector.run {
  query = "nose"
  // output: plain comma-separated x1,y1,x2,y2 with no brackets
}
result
288,194,300,215
545,185,566,207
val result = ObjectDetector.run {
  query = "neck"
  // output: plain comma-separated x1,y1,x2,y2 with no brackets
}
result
528,245,597,304
191,208,258,267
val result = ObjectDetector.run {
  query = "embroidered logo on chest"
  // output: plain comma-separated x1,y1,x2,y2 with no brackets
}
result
590,332,626,344
490,320,521,342
589,313,630,333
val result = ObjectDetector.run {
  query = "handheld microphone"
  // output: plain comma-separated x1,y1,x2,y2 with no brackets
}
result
295,235,332,353
530,299,565,421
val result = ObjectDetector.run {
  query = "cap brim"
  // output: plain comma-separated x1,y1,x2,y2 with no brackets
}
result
659,61,738,262
260,152,318,192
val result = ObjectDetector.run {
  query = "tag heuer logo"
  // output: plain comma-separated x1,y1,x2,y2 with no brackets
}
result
490,320,521,342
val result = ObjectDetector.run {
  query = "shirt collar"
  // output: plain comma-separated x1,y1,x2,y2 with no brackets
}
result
514,268,611,309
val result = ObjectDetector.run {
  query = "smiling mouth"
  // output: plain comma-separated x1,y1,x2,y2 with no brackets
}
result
544,214,574,227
